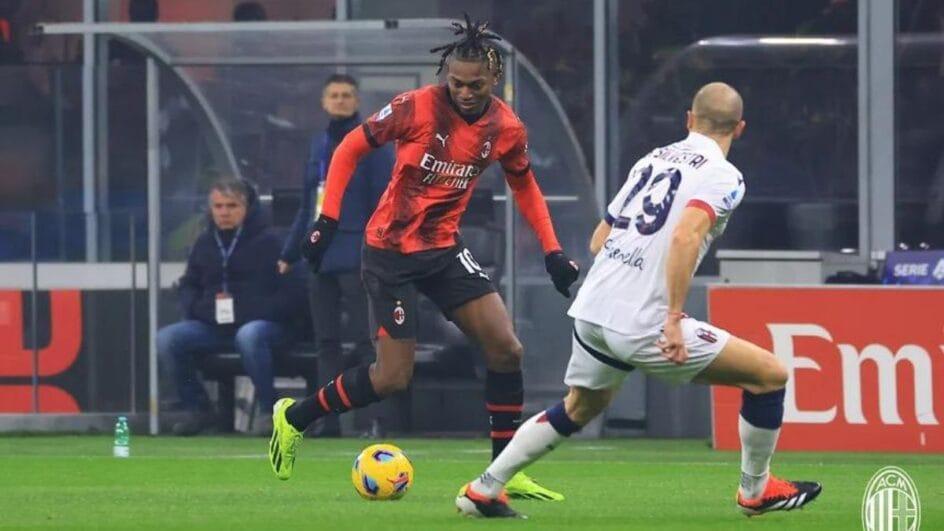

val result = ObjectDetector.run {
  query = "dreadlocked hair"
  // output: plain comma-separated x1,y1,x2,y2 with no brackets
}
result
430,13,504,77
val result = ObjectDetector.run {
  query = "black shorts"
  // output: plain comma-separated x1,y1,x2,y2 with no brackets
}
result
361,241,497,340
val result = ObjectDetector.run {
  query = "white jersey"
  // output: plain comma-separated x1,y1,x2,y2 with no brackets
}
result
568,132,745,334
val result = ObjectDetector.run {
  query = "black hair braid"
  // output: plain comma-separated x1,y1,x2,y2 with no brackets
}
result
430,13,503,77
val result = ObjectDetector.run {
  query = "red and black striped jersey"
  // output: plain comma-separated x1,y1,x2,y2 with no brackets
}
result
361,84,531,254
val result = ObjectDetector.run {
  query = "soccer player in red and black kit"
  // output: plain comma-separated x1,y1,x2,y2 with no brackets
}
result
268,16,579,500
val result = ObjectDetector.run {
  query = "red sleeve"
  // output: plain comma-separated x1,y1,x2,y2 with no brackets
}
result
362,91,417,147
499,124,531,177
506,168,562,254
321,127,373,220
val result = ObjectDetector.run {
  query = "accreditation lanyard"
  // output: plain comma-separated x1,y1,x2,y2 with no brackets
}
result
213,226,243,293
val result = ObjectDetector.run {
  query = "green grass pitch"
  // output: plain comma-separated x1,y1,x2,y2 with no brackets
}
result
0,436,941,530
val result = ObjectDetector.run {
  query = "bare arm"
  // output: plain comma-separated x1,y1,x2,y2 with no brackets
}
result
665,207,712,313
589,219,612,255
658,207,713,364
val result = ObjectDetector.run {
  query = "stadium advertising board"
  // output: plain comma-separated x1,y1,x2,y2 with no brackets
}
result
709,286,944,452
0,289,147,413
0,290,82,412
881,250,944,285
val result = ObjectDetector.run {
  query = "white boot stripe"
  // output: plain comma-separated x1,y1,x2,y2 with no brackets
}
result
796,492,807,506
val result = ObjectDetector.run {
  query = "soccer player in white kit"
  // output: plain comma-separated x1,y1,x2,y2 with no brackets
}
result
456,82,822,519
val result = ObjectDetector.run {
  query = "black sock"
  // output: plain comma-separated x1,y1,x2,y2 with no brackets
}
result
740,388,786,429
545,401,582,436
285,364,381,431
486,370,523,460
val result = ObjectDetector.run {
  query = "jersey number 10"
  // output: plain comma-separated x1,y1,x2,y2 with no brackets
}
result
457,248,489,279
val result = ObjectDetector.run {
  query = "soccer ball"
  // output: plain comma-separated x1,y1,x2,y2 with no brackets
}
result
351,443,414,500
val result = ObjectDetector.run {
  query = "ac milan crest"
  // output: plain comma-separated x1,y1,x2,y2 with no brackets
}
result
480,140,492,159
393,303,406,326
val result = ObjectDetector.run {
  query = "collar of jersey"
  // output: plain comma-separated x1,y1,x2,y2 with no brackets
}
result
684,131,725,159
441,85,492,125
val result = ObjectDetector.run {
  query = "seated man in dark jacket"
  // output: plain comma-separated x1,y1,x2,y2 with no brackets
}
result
159,178,305,435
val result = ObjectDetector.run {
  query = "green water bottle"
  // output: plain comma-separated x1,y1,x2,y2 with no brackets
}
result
113,416,130,458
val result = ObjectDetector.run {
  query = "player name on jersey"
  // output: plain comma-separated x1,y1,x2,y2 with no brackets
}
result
651,146,710,169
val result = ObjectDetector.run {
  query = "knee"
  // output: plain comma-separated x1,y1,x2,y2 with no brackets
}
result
157,325,185,362
235,321,271,355
156,327,173,358
564,387,610,425
370,362,413,396
486,336,524,372
757,356,788,394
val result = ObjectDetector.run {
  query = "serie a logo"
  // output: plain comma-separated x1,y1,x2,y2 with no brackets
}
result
862,466,920,531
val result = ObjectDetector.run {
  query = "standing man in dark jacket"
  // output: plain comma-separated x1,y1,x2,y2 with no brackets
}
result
160,178,305,435
278,74,393,436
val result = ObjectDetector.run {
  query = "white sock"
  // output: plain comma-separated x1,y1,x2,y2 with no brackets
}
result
738,415,780,499
471,410,566,498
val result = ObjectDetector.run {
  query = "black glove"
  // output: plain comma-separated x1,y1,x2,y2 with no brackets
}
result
301,215,338,272
545,251,580,298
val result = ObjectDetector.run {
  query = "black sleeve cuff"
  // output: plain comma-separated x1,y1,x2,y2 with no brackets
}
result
604,213,615,226
504,163,531,177
362,123,380,148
